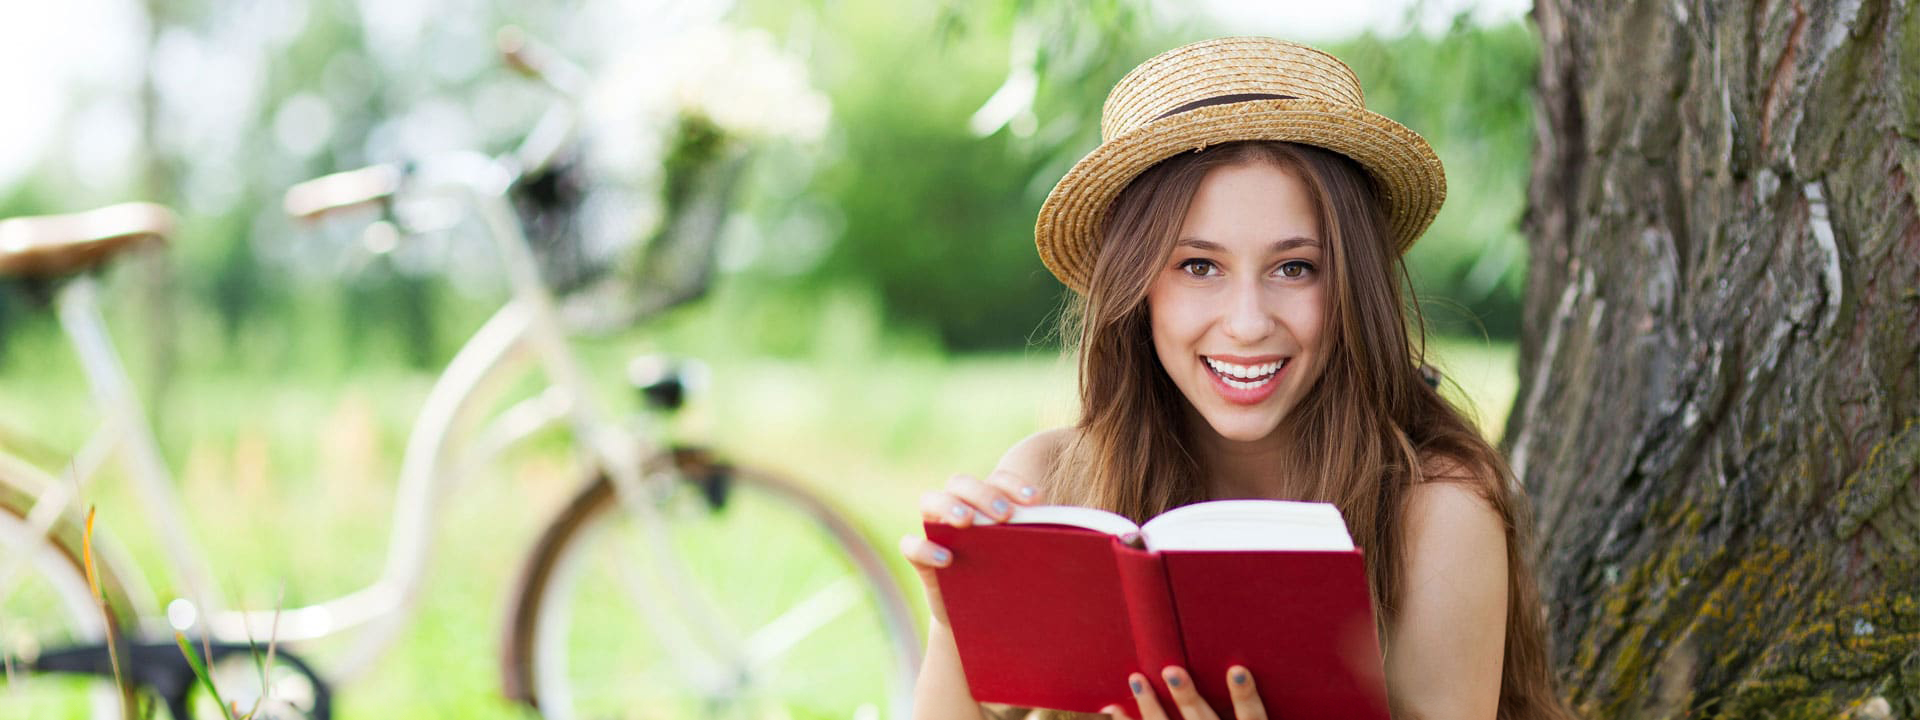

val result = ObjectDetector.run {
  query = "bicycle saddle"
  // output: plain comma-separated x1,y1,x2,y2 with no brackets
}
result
0,202,175,278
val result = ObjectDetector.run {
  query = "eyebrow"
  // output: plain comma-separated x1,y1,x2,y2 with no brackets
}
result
1175,236,1322,253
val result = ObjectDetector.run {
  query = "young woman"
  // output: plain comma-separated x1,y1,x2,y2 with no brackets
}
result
899,38,1574,720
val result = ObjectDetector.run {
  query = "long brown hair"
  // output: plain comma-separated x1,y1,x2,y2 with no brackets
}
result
1037,141,1574,720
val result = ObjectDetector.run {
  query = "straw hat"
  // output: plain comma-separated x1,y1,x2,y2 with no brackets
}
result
1034,37,1446,294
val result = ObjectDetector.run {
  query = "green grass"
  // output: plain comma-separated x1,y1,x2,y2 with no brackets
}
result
0,313,1515,718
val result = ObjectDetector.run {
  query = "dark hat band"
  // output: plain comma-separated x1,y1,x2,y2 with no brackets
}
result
1153,93,1297,121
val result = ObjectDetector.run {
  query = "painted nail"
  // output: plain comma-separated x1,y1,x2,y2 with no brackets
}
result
1020,486,1038,498
931,548,951,564
1130,678,1144,694
992,498,1010,515
1165,673,1182,688
950,504,968,518
1233,669,1248,685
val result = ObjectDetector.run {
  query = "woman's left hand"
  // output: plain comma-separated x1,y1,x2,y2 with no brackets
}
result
1101,665,1266,720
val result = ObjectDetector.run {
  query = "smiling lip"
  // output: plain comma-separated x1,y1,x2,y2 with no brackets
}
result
1201,354,1288,406
1206,354,1285,365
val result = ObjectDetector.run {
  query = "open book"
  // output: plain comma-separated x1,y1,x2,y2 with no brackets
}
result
925,500,1388,719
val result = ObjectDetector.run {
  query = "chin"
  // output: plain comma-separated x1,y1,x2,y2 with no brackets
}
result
1198,412,1285,443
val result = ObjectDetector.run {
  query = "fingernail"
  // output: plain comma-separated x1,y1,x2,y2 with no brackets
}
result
1233,669,1248,685
931,548,950,564
1165,672,1182,688
1020,486,1038,498
991,498,1010,515
1129,678,1143,694
950,504,968,519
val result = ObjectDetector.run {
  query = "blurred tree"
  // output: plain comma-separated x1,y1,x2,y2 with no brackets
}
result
748,0,1172,351
1335,21,1537,339
1,1,1547,369
0,186,64,363
134,0,181,409
1510,1,1920,717
744,0,1539,352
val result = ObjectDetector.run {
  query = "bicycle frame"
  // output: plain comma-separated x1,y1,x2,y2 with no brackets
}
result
0,151,706,687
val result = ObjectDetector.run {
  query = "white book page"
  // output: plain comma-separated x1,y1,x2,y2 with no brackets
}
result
985,505,1142,537
1138,500,1354,551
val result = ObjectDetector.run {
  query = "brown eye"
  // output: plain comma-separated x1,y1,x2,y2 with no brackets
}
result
1178,259,1218,277
1277,260,1314,278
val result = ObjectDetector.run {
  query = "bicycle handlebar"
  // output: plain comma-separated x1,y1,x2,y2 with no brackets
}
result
282,164,403,222
286,26,582,225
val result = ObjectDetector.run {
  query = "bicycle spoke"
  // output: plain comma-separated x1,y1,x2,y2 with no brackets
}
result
523,463,918,720
0,485,74,613
0,503,117,720
603,525,735,694
742,577,860,671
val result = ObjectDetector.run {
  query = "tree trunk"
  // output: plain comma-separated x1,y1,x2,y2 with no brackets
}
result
1508,1,1920,718
136,0,178,415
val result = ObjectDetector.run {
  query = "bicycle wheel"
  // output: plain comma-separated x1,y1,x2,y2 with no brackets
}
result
0,489,130,720
503,447,921,720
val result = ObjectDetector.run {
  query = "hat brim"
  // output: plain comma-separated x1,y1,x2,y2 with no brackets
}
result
1035,98,1446,295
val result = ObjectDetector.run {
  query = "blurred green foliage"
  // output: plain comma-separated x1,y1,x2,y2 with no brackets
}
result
1339,21,1537,339
0,1,1537,374
723,0,1169,351
730,2,1537,349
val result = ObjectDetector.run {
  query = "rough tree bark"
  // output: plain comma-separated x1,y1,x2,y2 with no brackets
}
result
1507,1,1920,718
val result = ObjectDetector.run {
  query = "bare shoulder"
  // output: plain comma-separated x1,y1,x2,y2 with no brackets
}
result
1386,453,1509,719
991,427,1076,480
1400,482,1507,579
1399,453,1509,638
1404,453,1507,560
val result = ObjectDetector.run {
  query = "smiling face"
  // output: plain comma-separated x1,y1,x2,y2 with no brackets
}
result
1147,159,1328,445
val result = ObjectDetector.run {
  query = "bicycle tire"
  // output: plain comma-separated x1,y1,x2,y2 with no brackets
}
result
501,446,922,720
0,483,135,720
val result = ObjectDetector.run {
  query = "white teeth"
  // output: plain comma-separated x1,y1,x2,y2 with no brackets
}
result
1204,357,1287,380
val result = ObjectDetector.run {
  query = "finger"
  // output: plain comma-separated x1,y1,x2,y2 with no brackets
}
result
897,534,952,569
946,473,1016,522
919,490,979,527
1100,705,1136,720
1129,672,1171,720
983,469,1043,505
1225,666,1266,720
897,535,953,626
1161,666,1218,720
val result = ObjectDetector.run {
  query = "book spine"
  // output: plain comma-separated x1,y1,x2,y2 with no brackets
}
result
1112,539,1187,700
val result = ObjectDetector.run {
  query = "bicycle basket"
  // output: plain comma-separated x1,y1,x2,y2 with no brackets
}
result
515,118,750,333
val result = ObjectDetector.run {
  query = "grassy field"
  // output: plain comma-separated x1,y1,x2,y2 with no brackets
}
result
0,317,1515,718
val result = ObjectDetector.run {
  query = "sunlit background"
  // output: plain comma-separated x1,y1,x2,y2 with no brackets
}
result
1,0,1535,717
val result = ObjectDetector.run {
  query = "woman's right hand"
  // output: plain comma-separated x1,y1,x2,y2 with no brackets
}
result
897,470,1044,626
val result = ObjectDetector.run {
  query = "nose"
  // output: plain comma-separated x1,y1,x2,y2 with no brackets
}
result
1222,276,1275,343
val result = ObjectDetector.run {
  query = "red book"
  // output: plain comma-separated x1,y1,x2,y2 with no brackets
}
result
925,501,1388,719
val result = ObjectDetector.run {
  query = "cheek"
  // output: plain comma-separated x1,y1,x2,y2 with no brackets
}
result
1146,293,1206,380
1147,305,1177,365
1147,291,1207,350
1283,288,1328,353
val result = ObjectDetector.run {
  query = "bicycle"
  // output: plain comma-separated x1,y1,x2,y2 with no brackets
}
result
0,29,921,720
